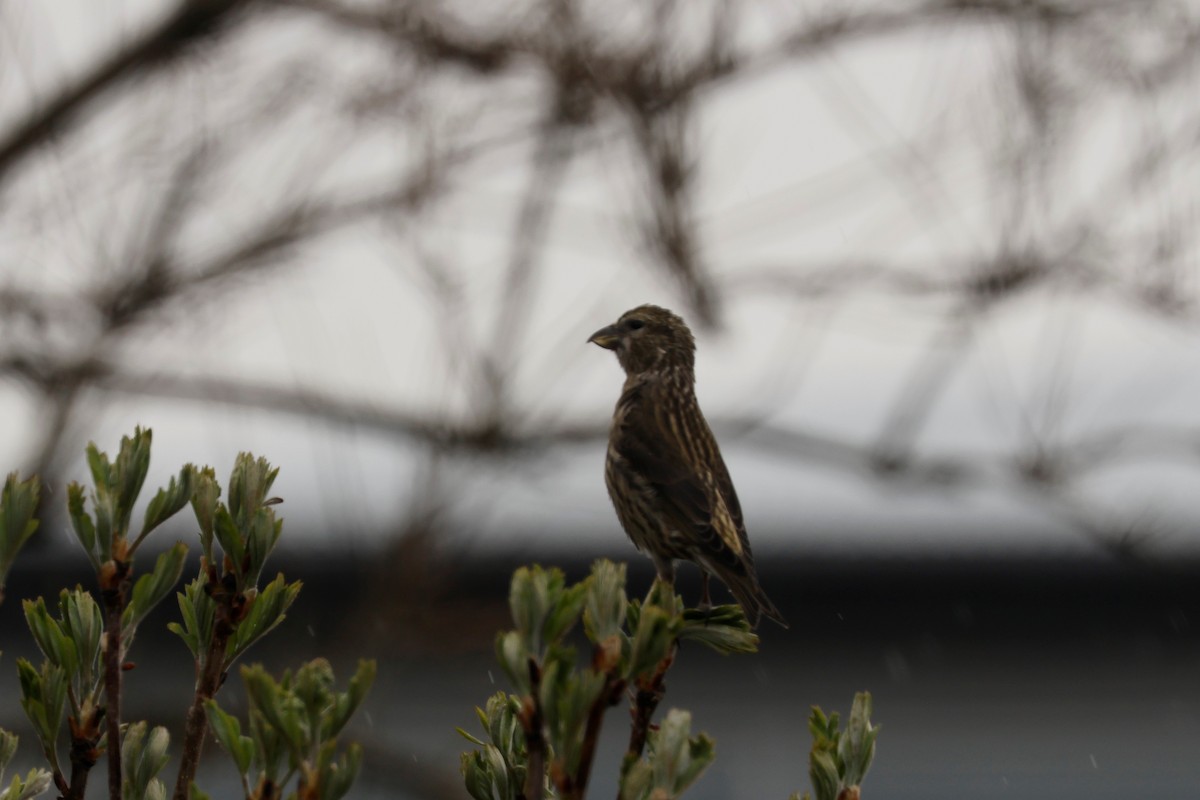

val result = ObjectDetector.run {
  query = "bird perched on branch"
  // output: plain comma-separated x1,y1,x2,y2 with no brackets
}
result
589,304,787,628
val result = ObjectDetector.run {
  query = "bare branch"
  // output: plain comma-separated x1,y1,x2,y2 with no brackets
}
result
0,0,253,188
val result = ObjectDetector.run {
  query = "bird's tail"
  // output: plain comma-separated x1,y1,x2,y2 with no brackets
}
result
726,572,788,630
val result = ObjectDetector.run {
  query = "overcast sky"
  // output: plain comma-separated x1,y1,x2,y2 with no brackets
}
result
3,1,1200,561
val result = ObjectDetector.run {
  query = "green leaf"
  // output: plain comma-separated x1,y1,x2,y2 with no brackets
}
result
188,785,212,800
246,696,287,787
323,659,376,739
543,579,588,645
656,710,714,795
583,559,627,642
189,467,220,561
509,566,548,654
211,507,244,571
455,727,487,747
294,658,335,743
113,428,153,539
0,729,18,771
495,630,529,694
134,465,197,552
0,767,53,800
123,542,188,636
82,429,159,555
248,706,287,788
481,744,509,800
809,749,839,800
85,443,116,556
56,588,103,690
459,692,527,800
85,443,112,500
205,701,254,775
66,483,97,567
484,693,524,757
621,710,714,799
224,575,302,667
679,605,759,655
121,722,171,800
0,472,40,588
16,659,66,774
839,692,879,788
674,729,715,793
22,598,78,677
316,741,361,800
809,706,837,743
229,657,371,800
168,578,213,661
619,757,652,800
544,664,606,776
243,508,282,587
461,751,495,800
535,649,567,742
627,604,676,680
242,664,308,757
227,454,279,531
801,694,881,800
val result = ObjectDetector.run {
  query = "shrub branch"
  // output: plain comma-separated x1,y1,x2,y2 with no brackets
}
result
519,658,545,800
571,670,625,799
100,562,130,800
172,571,238,800
625,641,677,764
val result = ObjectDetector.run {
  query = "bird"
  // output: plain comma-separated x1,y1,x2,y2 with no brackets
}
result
588,304,787,628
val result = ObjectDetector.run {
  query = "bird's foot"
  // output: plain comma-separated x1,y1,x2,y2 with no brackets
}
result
692,603,718,627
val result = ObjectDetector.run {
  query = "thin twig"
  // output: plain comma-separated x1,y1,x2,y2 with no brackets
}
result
484,118,575,430
570,672,625,800
100,561,131,800
65,709,102,800
172,582,237,800
0,0,249,188
624,641,677,763
520,658,546,800
52,771,69,798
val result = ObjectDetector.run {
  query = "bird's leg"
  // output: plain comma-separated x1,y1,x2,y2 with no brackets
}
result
694,571,720,626
652,559,683,622
654,558,675,589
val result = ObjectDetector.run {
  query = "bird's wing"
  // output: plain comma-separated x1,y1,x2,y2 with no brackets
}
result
614,378,751,568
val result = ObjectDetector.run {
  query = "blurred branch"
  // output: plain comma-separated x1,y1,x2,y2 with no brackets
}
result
81,361,1200,499
871,313,978,474
4,0,1200,573
484,119,577,431
625,94,717,327
276,0,522,74
0,151,444,489
0,0,253,189
0,182,435,383
624,641,676,763
89,368,605,452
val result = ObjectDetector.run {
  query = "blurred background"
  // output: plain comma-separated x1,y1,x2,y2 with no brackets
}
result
2,0,1200,797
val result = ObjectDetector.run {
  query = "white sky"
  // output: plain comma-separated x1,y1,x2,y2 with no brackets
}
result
3,1,1200,560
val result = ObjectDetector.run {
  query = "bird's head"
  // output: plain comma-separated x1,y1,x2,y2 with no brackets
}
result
588,304,695,376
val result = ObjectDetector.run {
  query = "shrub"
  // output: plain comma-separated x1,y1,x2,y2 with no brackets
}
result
0,429,374,800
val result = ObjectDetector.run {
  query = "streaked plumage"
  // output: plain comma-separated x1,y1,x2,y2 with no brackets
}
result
589,304,787,628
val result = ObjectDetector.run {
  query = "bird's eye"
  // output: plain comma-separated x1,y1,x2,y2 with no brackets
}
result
626,319,645,331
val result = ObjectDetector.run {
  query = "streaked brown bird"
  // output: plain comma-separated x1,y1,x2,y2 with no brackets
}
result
589,304,787,628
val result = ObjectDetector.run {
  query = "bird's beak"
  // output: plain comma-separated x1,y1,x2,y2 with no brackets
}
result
588,324,621,350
